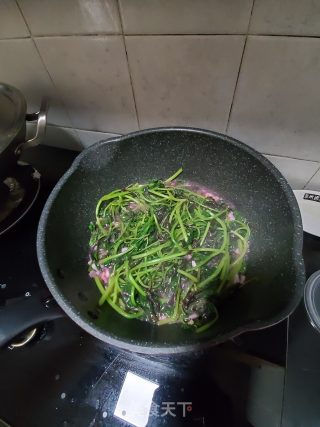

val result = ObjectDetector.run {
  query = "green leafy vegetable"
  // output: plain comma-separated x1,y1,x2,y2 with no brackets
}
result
88,168,250,332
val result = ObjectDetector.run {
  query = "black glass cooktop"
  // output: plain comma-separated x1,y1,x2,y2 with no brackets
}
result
0,146,296,427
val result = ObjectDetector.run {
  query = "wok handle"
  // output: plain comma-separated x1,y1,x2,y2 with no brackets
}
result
0,288,64,348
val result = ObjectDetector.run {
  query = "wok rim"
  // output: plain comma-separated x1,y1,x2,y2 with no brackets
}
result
37,126,305,354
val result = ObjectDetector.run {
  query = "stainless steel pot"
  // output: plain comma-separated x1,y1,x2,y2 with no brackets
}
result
0,83,47,180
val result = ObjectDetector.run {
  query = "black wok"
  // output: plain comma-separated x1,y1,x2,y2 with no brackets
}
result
2,128,306,354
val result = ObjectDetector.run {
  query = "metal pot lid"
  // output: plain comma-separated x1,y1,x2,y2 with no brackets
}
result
0,83,27,153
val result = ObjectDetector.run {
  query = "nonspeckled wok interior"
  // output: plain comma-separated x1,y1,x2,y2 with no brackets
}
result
37,128,305,354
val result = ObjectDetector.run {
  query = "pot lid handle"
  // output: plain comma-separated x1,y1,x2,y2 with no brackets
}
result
15,97,48,155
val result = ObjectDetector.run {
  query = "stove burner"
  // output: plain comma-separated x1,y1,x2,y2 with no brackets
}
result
5,320,55,350
0,162,40,236
0,146,296,427
8,327,37,350
0,176,25,223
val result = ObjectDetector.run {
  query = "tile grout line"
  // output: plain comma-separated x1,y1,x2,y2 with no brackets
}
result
0,35,31,40
14,0,82,146
4,33,320,40
224,37,248,134
14,0,31,36
247,0,256,34
124,33,320,38
225,0,255,135
303,164,320,189
45,122,122,136
116,0,141,130
263,152,320,163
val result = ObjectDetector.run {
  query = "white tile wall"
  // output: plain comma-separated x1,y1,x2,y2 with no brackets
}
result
0,38,71,126
119,0,253,34
306,168,320,191
0,1,319,188
75,128,121,148
265,155,320,190
0,0,29,39
250,0,320,36
35,36,138,133
228,36,320,162
17,0,121,36
126,35,245,131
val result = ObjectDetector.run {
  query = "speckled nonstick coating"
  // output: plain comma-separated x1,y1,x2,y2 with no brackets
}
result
37,127,305,354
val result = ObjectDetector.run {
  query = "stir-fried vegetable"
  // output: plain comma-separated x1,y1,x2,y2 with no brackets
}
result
88,168,250,332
